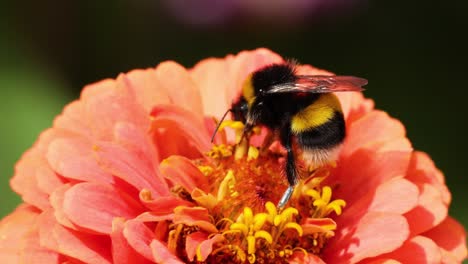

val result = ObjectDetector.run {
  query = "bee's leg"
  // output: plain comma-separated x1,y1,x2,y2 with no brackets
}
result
277,123,298,210
259,130,274,154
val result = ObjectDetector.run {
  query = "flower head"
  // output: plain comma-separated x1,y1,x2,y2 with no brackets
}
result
1,49,466,263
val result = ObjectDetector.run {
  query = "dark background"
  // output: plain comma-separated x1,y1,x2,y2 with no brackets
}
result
1,0,467,236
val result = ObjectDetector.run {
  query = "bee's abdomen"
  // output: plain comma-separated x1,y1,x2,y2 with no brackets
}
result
296,111,346,150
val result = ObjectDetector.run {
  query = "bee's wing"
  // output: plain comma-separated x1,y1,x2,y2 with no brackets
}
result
267,75,368,94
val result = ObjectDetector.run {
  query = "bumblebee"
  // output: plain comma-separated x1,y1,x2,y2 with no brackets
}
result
213,62,367,209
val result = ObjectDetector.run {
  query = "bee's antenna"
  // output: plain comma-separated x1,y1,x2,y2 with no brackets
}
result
211,109,232,143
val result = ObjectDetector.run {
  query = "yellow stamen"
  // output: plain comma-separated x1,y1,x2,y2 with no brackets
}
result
247,146,259,160
217,170,236,201
304,185,346,218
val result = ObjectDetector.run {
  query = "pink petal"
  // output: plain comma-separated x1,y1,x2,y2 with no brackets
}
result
288,252,326,264
191,48,283,118
113,122,161,173
135,212,174,223
154,61,204,116
341,111,411,158
228,48,283,102
377,236,442,263
423,217,467,262
337,178,418,239
406,151,451,205
186,232,224,261
124,68,172,111
123,219,155,262
139,190,193,214
10,149,50,210
160,155,209,193
302,218,336,235
38,210,112,264
190,57,231,118
35,161,65,195
363,259,401,264
323,212,409,263
47,137,115,184
0,205,41,262
369,178,418,214
173,207,218,233
404,183,447,236
81,78,116,100
328,149,411,207
62,182,144,234
83,75,149,141
49,184,81,230
95,141,170,196
20,230,62,264
150,104,211,159
111,218,152,264
150,239,184,264
53,100,92,137
335,92,374,122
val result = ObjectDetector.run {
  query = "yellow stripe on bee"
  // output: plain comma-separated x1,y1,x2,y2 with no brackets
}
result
291,94,342,133
242,74,255,106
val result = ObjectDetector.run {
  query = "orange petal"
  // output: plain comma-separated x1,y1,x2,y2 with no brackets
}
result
35,159,65,195
110,218,152,264
185,231,207,261
173,207,218,233
20,229,62,264
135,212,174,223
323,212,409,263
61,182,144,234
47,137,115,184
369,178,418,215
289,252,326,264
404,183,448,236
328,149,411,207
83,74,149,141
337,178,418,230
0,205,42,263
124,68,171,112
38,210,112,264
10,149,51,210
154,61,204,116
49,184,81,231
139,191,192,215
123,219,155,262
423,217,467,262
302,218,337,235
406,151,451,205
342,111,411,157
363,259,402,264
150,104,211,156
186,231,224,261
53,100,92,137
191,48,283,118
150,239,184,264
376,236,442,263
160,155,209,193
94,141,170,196
113,122,161,173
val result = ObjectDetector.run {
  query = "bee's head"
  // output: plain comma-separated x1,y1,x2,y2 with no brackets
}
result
231,97,249,123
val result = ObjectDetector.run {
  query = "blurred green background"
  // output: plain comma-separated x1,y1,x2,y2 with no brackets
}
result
1,0,466,237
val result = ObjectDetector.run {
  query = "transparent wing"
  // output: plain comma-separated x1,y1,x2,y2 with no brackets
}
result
267,75,368,94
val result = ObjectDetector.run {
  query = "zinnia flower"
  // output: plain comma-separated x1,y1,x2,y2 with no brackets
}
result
0,49,466,263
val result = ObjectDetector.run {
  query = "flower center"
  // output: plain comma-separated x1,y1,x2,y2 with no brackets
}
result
171,121,346,263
